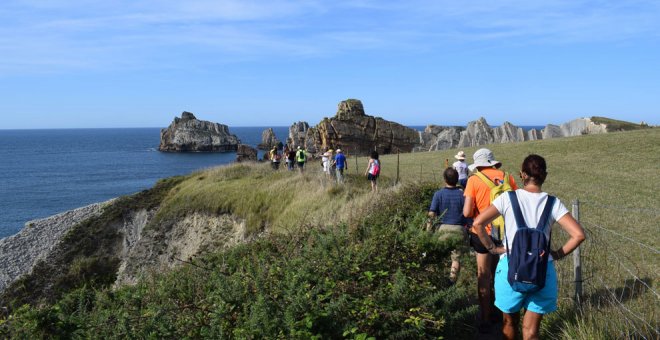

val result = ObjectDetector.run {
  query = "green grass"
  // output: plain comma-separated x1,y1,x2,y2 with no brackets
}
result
151,162,375,235
376,128,660,338
591,116,651,131
1,129,658,338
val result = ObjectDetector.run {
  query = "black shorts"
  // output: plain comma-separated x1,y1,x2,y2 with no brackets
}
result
367,173,378,181
469,232,502,254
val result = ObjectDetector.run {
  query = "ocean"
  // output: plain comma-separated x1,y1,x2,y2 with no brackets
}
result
0,127,289,238
0,125,543,238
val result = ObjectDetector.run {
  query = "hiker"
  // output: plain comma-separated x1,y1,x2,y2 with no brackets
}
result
322,148,332,176
472,154,585,340
287,146,296,171
296,146,306,172
333,149,347,183
463,148,518,332
270,146,280,170
364,150,380,192
328,149,336,178
453,151,469,188
283,145,291,170
426,167,467,283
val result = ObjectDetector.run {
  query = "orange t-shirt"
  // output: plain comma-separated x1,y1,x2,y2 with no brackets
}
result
464,168,518,234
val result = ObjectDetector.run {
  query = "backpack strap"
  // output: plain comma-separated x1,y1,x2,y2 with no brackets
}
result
537,196,556,233
507,191,528,230
475,170,508,187
474,171,496,189
505,191,523,257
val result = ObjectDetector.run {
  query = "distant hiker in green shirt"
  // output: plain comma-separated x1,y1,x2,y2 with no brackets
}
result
296,146,306,173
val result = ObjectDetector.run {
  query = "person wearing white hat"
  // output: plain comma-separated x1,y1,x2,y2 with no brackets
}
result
462,148,519,332
452,151,469,188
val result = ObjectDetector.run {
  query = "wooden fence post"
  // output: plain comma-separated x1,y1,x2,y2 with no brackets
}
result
396,152,400,185
355,155,359,175
572,199,583,305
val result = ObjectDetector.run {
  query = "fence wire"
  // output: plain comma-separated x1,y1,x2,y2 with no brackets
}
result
561,213,660,338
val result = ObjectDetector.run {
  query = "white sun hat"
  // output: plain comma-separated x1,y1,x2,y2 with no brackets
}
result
468,148,501,171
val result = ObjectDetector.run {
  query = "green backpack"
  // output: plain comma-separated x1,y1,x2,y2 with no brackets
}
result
474,171,513,240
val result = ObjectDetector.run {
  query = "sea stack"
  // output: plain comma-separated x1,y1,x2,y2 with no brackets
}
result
306,99,419,155
159,112,240,152
257,128,281,150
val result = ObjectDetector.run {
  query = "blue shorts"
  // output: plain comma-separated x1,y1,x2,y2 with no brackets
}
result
494,256,558,314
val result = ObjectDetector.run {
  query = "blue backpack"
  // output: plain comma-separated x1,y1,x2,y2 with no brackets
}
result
506,191,556,293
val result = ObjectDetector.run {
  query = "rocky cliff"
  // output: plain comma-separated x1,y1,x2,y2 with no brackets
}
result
303,99,419,156
0,180,250,301
159,111,240,152
287,121,310,150
257,128,281,150
416,116,611,151
236,144,258,162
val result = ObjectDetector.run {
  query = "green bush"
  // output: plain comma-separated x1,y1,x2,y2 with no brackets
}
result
0,182,477,339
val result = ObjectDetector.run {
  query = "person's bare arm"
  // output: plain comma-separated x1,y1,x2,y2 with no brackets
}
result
472,205,505,255
551,214,586,260
463,195,475,218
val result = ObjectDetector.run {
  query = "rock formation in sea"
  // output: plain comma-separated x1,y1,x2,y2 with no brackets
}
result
304,99,419,156
159,111,240,152
257,128,281,150
236,144,258,162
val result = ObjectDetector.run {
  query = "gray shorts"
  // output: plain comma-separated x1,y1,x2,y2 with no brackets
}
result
436,224,467,261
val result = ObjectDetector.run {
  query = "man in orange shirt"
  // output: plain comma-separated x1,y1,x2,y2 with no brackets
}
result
463,148,518,332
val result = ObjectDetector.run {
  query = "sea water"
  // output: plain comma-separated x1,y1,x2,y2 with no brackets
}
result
0,127,288,238
0,125,543,238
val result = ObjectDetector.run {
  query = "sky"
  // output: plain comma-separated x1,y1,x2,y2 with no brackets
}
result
1,0,659,129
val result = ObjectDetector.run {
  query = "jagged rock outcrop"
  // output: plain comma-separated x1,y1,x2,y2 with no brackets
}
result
257,128,281,150
527,129,542,141
415,126,464,152
458,117,497,147
159,111,240,152
288,121,309,149
542,124,563,139
236,144,258,162
560,118,608,136
305,99,419,156
417,116,611,151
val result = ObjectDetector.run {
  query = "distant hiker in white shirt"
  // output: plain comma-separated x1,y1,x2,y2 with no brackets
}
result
452,151,469,188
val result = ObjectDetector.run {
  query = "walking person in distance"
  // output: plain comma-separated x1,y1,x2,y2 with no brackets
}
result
453,150,469,188
364,150,380,192
333,149,347,183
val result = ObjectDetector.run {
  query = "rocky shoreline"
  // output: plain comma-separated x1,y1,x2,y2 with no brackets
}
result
0,200,114,293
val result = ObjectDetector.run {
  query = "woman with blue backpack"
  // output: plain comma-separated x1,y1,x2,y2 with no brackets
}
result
472,154,585,340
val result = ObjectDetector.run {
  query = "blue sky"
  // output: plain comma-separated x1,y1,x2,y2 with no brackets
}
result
1,0,659,129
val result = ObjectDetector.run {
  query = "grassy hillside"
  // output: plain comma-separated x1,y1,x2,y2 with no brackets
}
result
591,116,651,131
1,128,658,338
